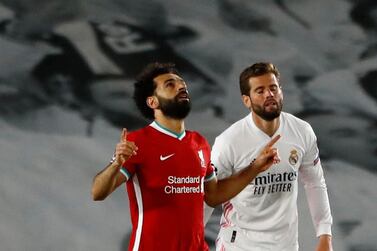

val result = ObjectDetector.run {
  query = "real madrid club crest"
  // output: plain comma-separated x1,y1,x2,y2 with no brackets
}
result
289,149,299,165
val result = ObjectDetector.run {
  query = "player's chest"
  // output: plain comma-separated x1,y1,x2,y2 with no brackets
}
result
276,143,304,171
139,140,208,178
234,141,305,173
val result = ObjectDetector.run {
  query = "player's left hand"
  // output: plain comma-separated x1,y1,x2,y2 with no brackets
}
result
253,135,281,173
316,235,333,251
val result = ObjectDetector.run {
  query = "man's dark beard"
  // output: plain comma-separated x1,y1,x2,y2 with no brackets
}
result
251,99,283,121
157,94,191,119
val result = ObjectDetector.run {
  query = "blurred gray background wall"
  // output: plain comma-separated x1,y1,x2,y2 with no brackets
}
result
0,0,376,250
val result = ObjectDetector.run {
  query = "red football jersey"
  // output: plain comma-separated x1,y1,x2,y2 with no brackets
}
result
120,122,215,251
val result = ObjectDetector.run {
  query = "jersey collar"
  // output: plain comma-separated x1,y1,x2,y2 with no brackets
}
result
247,112,283,139
150,121,186,140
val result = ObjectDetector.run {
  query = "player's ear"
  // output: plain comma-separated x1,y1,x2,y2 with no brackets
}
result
146,96,159,109
242,95,252,109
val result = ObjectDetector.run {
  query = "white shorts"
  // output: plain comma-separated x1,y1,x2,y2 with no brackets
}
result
215,226,299,251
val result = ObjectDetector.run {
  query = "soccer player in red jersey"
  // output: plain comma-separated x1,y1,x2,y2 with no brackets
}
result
91,62,280,251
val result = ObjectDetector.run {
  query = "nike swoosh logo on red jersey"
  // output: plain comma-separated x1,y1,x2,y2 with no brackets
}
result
160,153,175,161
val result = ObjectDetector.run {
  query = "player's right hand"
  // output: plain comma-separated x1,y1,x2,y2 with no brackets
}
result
114,128,138,166
253,134,281,173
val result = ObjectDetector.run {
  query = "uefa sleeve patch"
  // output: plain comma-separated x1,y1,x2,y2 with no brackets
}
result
211,163,218,176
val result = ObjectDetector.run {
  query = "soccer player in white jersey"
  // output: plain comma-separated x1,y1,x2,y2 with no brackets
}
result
207,62,333,251
91,62,281,251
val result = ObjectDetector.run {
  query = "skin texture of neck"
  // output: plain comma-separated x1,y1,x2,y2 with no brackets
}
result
155,111,185,134
251,112,280,137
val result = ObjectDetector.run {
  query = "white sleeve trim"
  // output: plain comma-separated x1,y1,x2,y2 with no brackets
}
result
204,172,216,182
120,167,131,180
316,223,332,237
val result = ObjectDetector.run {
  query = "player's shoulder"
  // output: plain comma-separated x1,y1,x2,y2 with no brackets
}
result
126,126,151,142
281,112,315,140
216,115,249,141
186,130,212,151
282,112,312,130
186,130,208,143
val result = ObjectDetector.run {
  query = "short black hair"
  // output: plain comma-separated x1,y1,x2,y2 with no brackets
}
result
359,69,377,100
133,62,179,119
350,0,377,31
239,62,280,95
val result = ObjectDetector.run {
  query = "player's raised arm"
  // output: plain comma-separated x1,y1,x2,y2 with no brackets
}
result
204,135,281,207
91,128,138,201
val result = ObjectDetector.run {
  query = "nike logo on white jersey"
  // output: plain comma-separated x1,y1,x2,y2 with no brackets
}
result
160,153,175,161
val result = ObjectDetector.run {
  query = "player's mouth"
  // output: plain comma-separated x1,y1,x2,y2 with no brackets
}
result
264,99,277,108
177,90,190,101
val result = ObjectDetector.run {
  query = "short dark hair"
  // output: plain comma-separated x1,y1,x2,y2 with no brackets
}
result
350,0,377,31
359,69,377,100
239,62,280,95
133,62,179,119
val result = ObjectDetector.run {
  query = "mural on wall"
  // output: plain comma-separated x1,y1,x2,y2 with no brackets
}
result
0,0,376,250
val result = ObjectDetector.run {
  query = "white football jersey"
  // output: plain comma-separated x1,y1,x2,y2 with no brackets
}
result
211,112,332,250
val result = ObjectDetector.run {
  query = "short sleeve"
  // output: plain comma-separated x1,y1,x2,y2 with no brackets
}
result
211,135,233,180
202,138,216,182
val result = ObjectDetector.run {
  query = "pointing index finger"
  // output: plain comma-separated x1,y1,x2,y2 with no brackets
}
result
120,128,128,142
266,134,281,148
